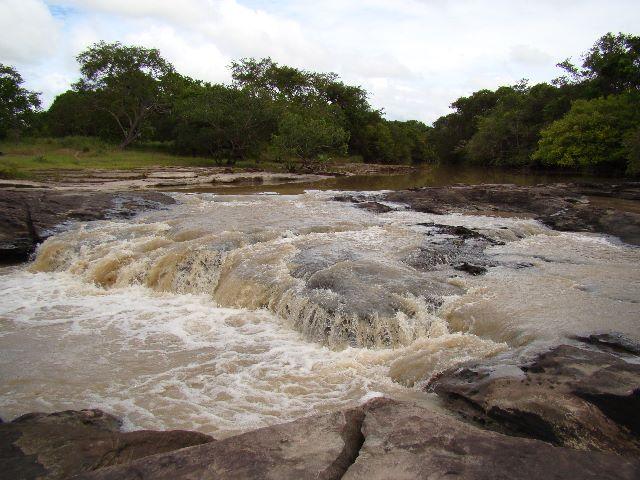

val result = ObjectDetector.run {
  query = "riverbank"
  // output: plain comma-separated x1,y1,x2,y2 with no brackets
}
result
0,138,415,182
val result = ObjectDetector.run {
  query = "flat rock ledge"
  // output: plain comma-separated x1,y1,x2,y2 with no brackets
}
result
3,395,639,479
0,409,213,480
0,189,175,263
339,182,640,245
428,333,640,457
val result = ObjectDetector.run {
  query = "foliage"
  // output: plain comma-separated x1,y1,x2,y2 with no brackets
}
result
270,104,349,167
555,32,640,96
173,83,276,163
426,89,500,163
533,94,640,172
0,64,41,139
10,31,640,175
45,90,118,139
464,82,570,166
74,41,177,148
624,128,640,176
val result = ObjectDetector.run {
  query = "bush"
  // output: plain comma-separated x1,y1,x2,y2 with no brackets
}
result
533,94,640,172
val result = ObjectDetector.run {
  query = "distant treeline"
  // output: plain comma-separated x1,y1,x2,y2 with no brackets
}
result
1,32,639,174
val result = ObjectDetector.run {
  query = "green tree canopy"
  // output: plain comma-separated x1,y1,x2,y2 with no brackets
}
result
533,93,640,173
270,102,349,167
173,83,277,162
0,64,41,139
74,41,177,148
465,82,569,166
556,32,640,96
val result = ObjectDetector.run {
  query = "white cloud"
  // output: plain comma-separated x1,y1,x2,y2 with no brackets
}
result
0,0,60,63
3,0,640,122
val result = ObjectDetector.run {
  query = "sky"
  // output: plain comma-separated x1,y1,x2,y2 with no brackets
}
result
1,0,639,124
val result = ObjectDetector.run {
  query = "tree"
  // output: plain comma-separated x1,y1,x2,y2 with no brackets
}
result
533,93,640,172
317,79,383,158
270,104,349,168
230,57,336,103
0,64,41,139
74,41,176,148
426,89,500,163
555,32,640,96
464,82,568,166
173,83,276,162
231,57,383,161
45,90,118,139
625,127,640,176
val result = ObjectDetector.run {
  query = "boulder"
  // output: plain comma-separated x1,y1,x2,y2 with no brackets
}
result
74,408,365,480
342,398,640,480
74,399,640,480
429,336,640,456
0,189,175,263
0,409,213,480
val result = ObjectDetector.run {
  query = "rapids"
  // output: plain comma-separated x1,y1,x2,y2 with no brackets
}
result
1,190,639,437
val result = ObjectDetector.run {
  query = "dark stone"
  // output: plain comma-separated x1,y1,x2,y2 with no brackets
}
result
75,399,640,480
0,409,213,480
429,336,640,456
342,398,639,480
575,332,640,355
0,189,175,263
74,408,366,480
454,262,488,275
355,201,393,213
383,183,640,245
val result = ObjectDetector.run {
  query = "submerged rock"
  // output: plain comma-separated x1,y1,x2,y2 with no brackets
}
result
428,334,640,456
382,183,640,245
0,189,175,263
454,261,487,275
0,409,213,480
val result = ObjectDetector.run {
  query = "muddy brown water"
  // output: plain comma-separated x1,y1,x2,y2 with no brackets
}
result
170,165,622,195
0,169,638,438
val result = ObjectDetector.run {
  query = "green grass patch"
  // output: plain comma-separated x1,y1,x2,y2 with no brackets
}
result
0,137,367,180
0,137,221,179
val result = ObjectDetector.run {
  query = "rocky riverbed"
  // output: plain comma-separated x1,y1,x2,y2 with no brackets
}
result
1,178,639,479
3,332,640,479
339,181,640,245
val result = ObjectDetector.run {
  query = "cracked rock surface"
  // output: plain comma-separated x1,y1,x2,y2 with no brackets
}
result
429,335,640,457
73,408,365,480
5,395,639,479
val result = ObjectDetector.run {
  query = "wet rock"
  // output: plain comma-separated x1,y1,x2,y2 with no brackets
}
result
0,189,175,263
0,409,213,480
454,262,487,275
73,399,640,480
356,201,393,213
575,332,640,355
342,398,640,480
384,183,640,245
74,408,365,480
429,336,640,456
403,222,497,275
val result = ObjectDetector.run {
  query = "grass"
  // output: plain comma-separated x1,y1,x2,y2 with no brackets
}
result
0,137,222,179
0,137,367,180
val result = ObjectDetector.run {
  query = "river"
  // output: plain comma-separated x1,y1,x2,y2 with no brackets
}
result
1,187,638,437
